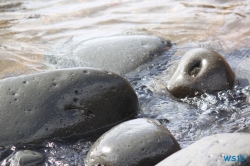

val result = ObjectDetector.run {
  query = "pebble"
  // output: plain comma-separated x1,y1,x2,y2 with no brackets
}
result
167,48,235,98
85,118,180,166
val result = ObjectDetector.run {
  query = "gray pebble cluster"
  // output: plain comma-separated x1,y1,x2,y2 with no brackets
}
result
0,35,247,166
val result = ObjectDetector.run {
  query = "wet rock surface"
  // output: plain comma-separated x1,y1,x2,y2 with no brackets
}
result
246,93,250,105
0,67,139,146
45,35,171,75
156,133,250,166
167,48,235,98
236,57,250,87
85,118,180,166
0,45,249,166
0,147,13,161
10,150,44,166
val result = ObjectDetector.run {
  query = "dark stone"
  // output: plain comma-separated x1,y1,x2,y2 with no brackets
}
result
0,68,139,146
156,133,250,166
235,50,250,87
85,118,180,166
10,150,44,166
167,48,235,98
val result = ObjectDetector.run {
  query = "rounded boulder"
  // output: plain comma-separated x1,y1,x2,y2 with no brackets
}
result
167,48,235,98
0,68,139,146
85,118,180,166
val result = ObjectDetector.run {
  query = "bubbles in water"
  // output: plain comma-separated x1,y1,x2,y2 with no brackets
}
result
43,140,92,166
125,46,250,148
182,86,247,115
170,86,250,147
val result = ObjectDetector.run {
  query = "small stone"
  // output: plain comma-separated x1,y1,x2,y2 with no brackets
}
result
167,48,235,98
10,150,44,166
156,133,250,166
85,118,180,166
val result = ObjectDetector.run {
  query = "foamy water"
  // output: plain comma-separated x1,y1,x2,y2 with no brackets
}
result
1,0,250,165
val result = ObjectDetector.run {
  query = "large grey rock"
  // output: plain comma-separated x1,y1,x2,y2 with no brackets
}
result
10,150,44,166
45,35,171,75
156,133,250,166
167,48,235,98
0,68,139,146
85,118,180,166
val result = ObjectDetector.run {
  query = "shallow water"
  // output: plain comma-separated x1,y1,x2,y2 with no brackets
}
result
1,0,250,165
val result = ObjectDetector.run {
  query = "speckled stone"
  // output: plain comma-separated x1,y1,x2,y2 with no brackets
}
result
10,150,44,166
85,118,180,166
0,68,139,146
156,133,250,166
167,48,235,98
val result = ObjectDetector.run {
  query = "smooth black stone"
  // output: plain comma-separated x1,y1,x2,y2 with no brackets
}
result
85,118,180,166
167,48,235,98
0,68,139,146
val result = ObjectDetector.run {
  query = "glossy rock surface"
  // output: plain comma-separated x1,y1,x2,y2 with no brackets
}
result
0,68,139,146
167,48,235,98
156,133,250,166
85,118,180,166
46,35,171,75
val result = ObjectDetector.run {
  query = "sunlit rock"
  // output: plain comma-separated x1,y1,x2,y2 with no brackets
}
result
0,68,139,146
45,35,171,75
85,118,180,166
167,48,235,98
10,150,44,166
156,133,250,166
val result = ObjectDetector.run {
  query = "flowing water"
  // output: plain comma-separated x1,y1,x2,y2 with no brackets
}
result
1,0,250,165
